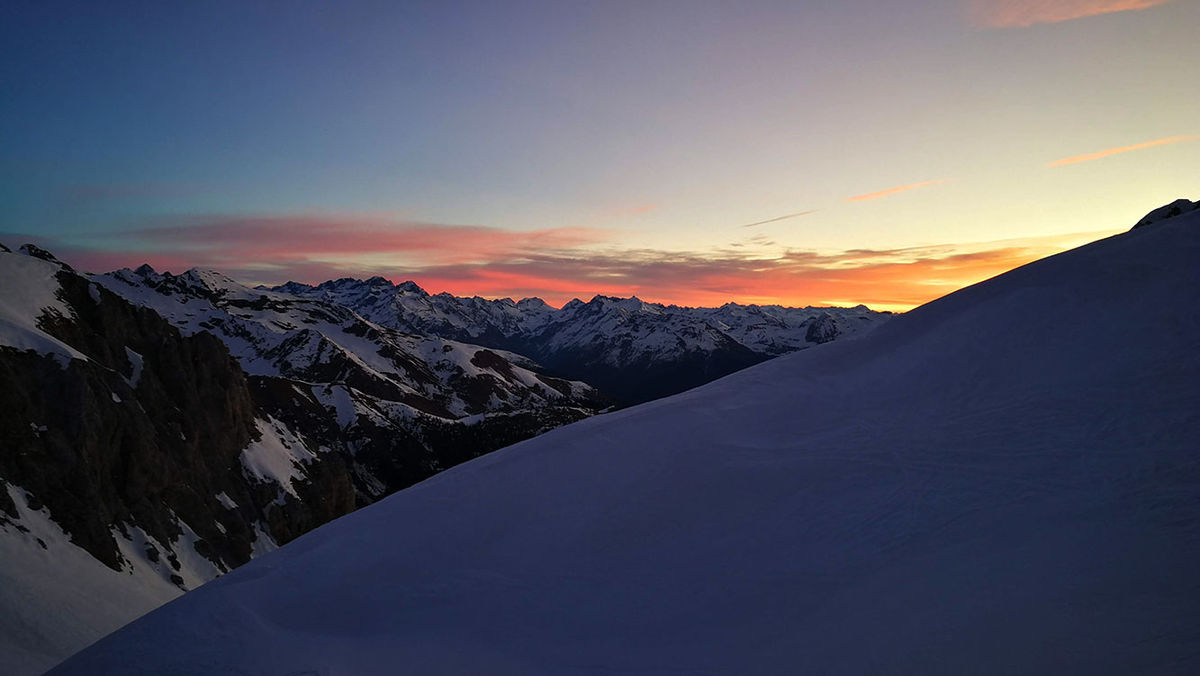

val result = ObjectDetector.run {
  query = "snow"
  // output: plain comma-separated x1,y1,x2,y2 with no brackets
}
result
213,492,238,510
112,519,223,591
95,266,595,421
280,273,889,367
250,524,279,559
313,384,358,428
50,209,1200,674
0,486,183,676
239,418,317,498
163,517,226,584
0,250,88,366
0,475,246,676
123,347,144,387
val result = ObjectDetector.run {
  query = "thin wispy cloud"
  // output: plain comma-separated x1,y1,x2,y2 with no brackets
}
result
845,180,948,203
1048,134,1199,167
739,210,818,228
970,0,1175,29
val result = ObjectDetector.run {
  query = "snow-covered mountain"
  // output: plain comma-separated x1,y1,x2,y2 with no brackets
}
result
0,244,346,675
98,265,601,429
52,204,1200,675
96,264,608,497
0,247,604,675
274,279,888,403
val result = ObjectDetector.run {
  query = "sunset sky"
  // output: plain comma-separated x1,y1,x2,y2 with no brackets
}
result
2,0,1197,310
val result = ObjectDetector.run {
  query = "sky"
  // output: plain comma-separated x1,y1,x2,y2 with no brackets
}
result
1,0,1196,311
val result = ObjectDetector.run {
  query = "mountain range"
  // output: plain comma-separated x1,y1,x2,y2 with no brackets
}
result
272,276,883,403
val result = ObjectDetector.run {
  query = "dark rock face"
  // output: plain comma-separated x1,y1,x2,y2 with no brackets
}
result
2,272,254,571
534,343,767,405
0,269,357,576
248,371,596,506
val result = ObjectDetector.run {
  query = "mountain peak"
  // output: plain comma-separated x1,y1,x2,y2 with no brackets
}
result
182,267,237,287
516,297,550,310
588,294,659,314
17,244,73,272
396,280,426,295
1134,198,1198,229
273,280,313,294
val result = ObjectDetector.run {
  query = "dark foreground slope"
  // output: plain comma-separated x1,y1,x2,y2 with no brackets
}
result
55,204,1200,675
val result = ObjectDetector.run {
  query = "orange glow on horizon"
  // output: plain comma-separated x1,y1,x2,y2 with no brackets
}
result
392,232,1117,312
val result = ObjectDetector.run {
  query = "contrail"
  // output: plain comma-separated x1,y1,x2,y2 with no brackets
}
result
739,210,818,228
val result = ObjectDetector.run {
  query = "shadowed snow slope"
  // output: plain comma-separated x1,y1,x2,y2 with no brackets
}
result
54,209,1200,674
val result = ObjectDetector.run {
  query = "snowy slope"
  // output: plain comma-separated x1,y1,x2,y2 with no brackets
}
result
52,205,1200,674
0,245,88,365
0,484,226,676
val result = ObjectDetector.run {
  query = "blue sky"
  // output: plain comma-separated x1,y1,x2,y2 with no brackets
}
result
2,0,1197,309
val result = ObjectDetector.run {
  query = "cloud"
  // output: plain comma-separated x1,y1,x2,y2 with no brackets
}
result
395,234,1099,311
738,210,818,228
970,0,1174,29
105,214,611,269
1048,134,1199,167
844,180,948,203
11,213,1113,312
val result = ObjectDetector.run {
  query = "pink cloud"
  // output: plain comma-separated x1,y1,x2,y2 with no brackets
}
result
970,0,1174,29
118,215,611,268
